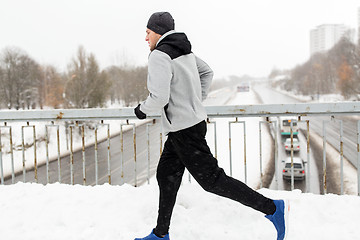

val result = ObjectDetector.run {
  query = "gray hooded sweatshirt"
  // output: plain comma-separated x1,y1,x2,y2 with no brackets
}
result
140,30,213,135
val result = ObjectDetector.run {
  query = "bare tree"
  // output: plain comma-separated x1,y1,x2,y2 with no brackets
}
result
337,60,355,98
107,66,121,104
0,47,19,109
42,65,64,108
287,36,359,99
106,65,148,107
329,37,359,99
268,68,281,79
65,46,110,108
87,54,111,108
0,47,40,109
131,66,148,104
0,66,4,108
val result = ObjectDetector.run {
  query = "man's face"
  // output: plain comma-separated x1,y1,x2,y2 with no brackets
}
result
145,28,161,51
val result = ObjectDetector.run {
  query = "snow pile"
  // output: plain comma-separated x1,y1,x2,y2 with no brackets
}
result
0,182,359,240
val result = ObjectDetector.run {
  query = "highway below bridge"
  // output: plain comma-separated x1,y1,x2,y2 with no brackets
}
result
255,82,358,195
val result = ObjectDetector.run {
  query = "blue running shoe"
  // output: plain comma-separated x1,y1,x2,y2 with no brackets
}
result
265,199,290,240
134,229,170,240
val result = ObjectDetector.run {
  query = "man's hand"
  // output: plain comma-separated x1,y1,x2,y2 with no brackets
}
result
134,104,146,119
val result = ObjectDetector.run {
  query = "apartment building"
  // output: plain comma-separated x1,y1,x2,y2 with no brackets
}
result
310,24,353,56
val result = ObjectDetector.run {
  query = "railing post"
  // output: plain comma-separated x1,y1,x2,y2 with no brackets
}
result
357,121,360,196
56,124,61,183
0,124,14,184
9,124,14,184
339,120,344,195
70,125,74,185
229,120,234,177
273,119,278,190
323,120,327,194
45,125,49,184
259,117,278,189
21,125,26,182
95,125,99,185
304,120,311,193
323,118,344,195
207,118,218,159
259,121,263,188
120,121,136,187
304,119,311,193
81,124,86,185
133,123,137,187
21,123,37,183
45,122,61,184
290,120,295,191
106,122,111,185
0,128,3,185
146,120,156,184
95,122,111,185
69,122,86,185
229,118,247,184
120,123,124,184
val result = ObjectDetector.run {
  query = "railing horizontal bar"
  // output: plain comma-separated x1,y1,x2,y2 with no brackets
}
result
206,102,360,118
0,108,141,121
0,102,360,121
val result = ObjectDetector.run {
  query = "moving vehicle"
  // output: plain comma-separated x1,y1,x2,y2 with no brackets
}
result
280,118,298,138
284,138,300,152
282,157,305,180
237,82,250,92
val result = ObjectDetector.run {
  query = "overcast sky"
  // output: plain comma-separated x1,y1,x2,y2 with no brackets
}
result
0,0,359,79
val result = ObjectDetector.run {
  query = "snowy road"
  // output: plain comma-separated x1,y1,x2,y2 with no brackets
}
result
253,83,320,194
5,122,162,186
308,115,359,168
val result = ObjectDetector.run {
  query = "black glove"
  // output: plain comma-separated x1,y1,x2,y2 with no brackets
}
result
134,104,146,119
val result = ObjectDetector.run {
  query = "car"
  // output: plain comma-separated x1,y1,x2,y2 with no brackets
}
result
237,82,250,92
282,157,305,180
284,138,300,152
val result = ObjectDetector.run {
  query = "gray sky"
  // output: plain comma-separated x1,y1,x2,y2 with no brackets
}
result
0,0,359,79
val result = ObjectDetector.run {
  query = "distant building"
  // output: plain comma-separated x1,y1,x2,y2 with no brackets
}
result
310,24,355,56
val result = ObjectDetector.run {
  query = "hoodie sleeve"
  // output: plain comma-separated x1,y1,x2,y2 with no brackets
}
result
140,50,172,114
195,56,213,101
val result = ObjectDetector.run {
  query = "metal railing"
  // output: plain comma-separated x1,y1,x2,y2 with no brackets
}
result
0,102,359,196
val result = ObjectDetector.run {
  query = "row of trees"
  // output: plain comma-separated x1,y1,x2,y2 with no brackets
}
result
0,46,148,109
270,34,360,100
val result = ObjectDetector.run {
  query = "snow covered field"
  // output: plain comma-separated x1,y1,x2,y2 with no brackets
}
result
1,182,360,240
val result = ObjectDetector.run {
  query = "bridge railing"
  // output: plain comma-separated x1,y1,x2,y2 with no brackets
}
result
0,102,359,196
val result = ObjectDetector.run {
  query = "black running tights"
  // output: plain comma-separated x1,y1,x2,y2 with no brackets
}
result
154,120,276,235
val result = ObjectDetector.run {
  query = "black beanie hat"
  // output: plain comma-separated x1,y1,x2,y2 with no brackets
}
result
147,12,175,35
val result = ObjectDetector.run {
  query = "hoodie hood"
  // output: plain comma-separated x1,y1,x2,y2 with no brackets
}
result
155,31,192,59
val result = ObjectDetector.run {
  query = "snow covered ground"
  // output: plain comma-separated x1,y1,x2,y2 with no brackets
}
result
1,182,360,240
